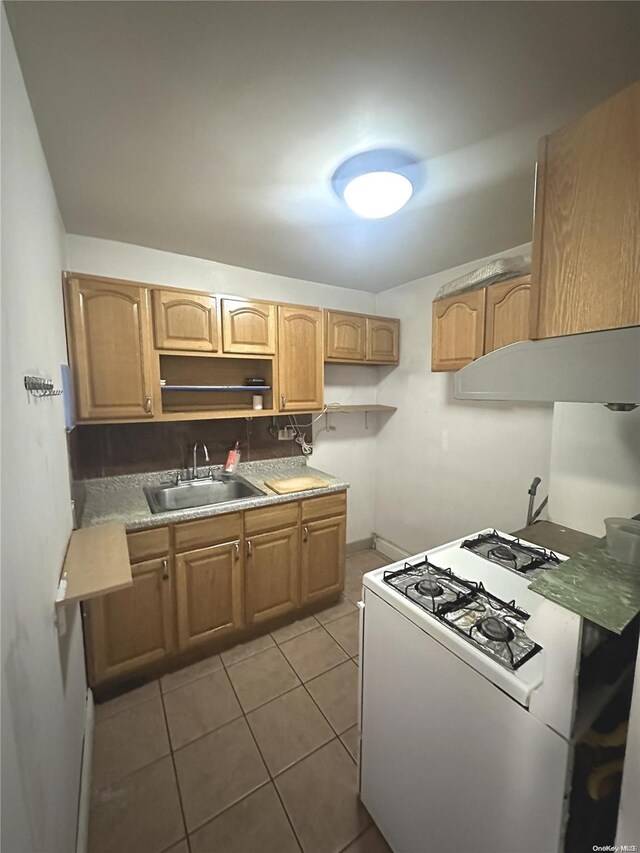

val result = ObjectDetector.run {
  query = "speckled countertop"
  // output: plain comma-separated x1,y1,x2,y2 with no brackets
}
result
77,458,349,531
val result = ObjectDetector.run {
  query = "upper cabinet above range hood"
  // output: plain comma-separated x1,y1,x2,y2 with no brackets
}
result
454,326,640,406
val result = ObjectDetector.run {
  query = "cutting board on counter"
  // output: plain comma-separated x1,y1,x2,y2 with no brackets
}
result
264,475,331,494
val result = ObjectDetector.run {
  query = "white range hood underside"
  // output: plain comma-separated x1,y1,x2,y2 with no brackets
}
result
454,326,640,405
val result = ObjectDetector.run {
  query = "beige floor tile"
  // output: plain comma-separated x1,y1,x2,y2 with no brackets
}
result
306,660,358,735
314,596,357,625
346,550,390,575
174,717,269,832
343,575,364,605
220,632,275,666
353,655,360,666
92,697,170,791
160,654,222,694
275,739,370,853
190,783,300,853
89,756,184,853
226,646,300,712
246,686,333,776
340,725,360,763
162,841,189,853
271,615,319,644
343,824,392,853
279,627,348,683
323,612,360,657
163,669,242,749
94,681,160,723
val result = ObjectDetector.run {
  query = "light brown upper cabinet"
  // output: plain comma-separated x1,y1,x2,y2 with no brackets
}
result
432,289,486,372
484,276,531,353
222,299,277,354
65,274,155,420
530,82,640,339
278,305,324,411
325,311,366,361
152,290,218,352
367,317,400,363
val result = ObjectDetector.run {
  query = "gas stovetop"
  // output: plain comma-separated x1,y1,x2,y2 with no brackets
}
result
383,558,541,670
461,530,560,578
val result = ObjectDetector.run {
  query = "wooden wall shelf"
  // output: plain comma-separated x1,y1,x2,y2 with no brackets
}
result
56,522,132,607
325,404,397,413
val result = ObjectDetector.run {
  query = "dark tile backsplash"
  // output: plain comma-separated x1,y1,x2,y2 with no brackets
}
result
69,417,302,479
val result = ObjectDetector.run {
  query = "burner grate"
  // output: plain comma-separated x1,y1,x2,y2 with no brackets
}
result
461,530,560,577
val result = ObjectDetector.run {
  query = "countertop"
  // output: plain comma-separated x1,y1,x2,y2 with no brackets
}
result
76,458,349,531
511,520,598,557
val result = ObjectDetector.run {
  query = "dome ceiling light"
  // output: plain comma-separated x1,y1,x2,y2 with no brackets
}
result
332,149,421,219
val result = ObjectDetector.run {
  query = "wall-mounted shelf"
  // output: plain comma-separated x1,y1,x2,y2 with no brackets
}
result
161,385,271,392
322,403,397,430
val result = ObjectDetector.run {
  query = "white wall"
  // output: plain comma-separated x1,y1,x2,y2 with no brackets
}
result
374,244,554,553
548,404,640,536
1,11,87,853
65,235,379,542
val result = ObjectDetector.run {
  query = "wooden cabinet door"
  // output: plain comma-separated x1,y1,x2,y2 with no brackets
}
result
278,305,324,411
431,289,486,372
175,541,243,650
301,515,346,604
84,557,174,685
484,276,531,353
65,276,155,420
531,82,640,339
245,525,300,624
325,311,366,361
152,290,218,352
367,317,399,363
222,299,276,354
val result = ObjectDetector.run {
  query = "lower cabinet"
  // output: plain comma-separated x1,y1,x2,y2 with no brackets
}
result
84,556,175,685
175,540,243,650
301,515,346,603
245,525,300,624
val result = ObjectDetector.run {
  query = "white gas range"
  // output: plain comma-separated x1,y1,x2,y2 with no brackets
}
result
358,529,590,853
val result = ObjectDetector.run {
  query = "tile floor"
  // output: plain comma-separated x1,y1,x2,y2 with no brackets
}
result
89,549,392,853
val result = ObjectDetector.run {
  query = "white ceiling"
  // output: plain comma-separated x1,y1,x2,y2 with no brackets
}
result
6,2,639,292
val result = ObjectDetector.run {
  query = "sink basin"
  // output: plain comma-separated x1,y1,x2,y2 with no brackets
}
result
144,476,265,514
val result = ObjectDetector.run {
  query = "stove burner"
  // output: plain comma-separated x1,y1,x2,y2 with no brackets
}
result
488,545,517,564
478,616,513,643
461,530,561,577
416,578,443,597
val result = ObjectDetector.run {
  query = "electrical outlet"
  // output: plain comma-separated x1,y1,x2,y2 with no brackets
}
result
278,426,295,440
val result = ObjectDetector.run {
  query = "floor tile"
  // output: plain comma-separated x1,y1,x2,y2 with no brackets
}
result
275,739,370,853
353,655,360,666
163,669,242,749
279,627,348,682
92,697,170,790
343,574,364,605
324,612,360,657
306,660,358,734
94,681,160,723
343,825,392,853
160,654,222,694
226,646,300,712
174,717,269,831
162,841,189,853
220,633,275,666
89,756,184,853
189,783,300,853
271,615,319,644
314,596,357,625
340,725,360,763
345,550,390,575
246,686,333,776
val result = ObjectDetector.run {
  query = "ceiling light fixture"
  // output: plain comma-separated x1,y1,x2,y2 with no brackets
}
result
332,149,421,219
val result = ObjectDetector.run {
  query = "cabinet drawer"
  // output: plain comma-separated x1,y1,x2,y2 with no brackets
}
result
301,491,347,522
174,512,242,552
245,501,300,535
127,527,170,563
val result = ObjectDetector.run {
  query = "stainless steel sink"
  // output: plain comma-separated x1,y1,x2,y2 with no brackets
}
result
144,476,265,514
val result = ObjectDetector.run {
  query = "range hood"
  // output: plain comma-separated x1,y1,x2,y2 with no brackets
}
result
454,326,640,406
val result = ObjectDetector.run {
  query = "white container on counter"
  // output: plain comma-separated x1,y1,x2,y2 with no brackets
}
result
604,517,640,566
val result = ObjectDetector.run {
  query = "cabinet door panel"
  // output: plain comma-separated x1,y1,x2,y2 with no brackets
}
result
245,526,299,624
222,299,276,354
175,541,243,650
366,317,399,363
325,311,366,361
484,276,531,353
301,515,346,604
84,557,174,685
66,277,154,420
278,306,324,411
431,289,486,372
153,290,218,352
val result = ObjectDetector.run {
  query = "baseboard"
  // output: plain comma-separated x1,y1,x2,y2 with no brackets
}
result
346,537,375,555
76,688,94,853
372,534,412,562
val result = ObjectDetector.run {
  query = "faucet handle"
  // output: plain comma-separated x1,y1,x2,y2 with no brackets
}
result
175,469,183,486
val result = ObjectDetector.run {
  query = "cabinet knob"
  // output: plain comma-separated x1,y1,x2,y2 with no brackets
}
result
303,525,308,541
144,396,153,415
280,394,286,409
247,540,253,557
161,558,169,580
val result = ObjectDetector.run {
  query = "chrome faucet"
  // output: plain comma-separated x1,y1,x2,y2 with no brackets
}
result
190,440,210,480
